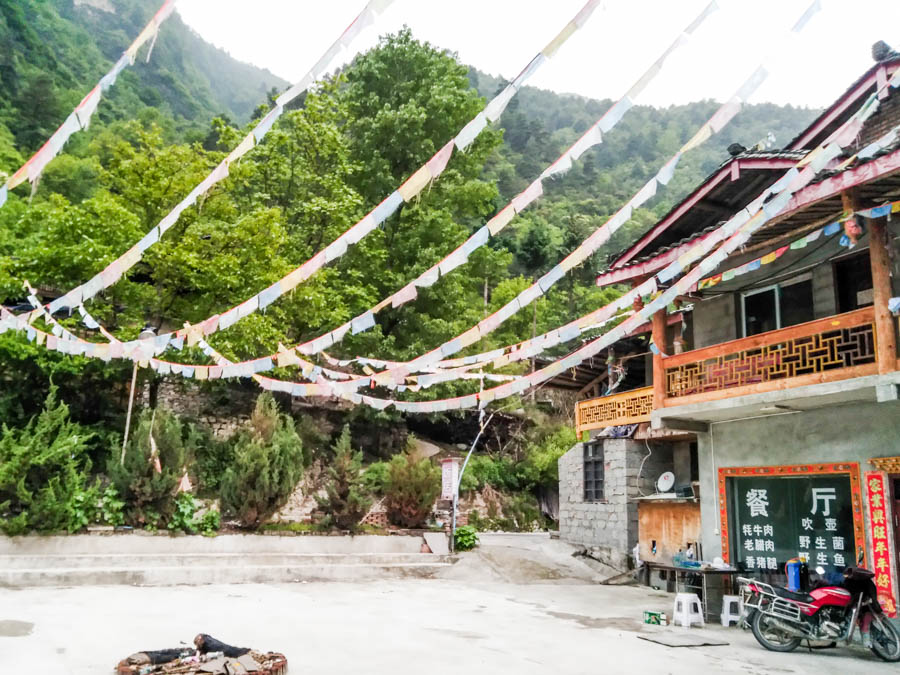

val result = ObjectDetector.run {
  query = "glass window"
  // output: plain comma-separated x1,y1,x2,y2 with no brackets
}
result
583,442,605,502
742,277,813,337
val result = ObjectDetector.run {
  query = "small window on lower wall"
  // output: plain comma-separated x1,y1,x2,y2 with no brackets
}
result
583,442,605,502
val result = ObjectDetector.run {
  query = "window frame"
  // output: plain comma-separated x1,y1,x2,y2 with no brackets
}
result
740,273,813,338
583,442,605,502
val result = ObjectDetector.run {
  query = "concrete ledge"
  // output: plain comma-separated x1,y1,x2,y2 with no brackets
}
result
0,533,426,555
653,371,900,427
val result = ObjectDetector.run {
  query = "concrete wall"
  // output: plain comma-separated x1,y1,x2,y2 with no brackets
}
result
696,399,900,562
692,294,737,349
811,263,836,318
558,438,677,569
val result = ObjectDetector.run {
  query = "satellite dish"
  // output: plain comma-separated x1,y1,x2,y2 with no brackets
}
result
656,471,675,493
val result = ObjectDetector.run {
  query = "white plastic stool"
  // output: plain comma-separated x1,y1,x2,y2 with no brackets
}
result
673,592,705,628
720,594,743,627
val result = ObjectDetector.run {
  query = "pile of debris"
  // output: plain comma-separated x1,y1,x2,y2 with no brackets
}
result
116,634,287,674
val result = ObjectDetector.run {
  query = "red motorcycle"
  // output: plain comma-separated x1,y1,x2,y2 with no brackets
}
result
739,565,900,662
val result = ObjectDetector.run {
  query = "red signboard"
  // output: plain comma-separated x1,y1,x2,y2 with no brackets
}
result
864,471,897,618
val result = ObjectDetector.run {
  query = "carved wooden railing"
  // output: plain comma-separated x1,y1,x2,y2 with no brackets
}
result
575,386,654,434
662,307,878,406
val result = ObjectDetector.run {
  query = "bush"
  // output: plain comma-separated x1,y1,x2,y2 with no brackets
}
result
98,484,125,527
197,509,220,537
361,461,390,495
67,482,100,533
219,394,304,527
193,434,234,496
516,424,576,491
454,524,478,551
0,385,94,535
107,407,198,529
383,446,440,528
459,455,520,494
316,425,371,531
168,492,199,534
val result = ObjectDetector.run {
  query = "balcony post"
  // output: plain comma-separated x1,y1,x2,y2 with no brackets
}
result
868,217,896,373
652,308,668,409
844,190,896,374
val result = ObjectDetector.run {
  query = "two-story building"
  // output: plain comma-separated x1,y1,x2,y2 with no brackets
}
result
559,46,900,616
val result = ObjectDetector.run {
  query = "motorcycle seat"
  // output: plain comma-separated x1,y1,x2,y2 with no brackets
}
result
772,586,814,603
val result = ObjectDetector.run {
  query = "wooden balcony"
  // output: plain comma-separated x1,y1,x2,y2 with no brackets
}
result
661,307,879,407
575,386,654,434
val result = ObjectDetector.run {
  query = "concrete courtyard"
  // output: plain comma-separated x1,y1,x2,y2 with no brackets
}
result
3,576,897,674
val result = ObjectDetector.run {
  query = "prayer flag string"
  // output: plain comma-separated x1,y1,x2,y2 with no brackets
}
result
0,0,177,207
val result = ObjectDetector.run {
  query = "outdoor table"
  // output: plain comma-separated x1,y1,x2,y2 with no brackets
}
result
642,563,739,621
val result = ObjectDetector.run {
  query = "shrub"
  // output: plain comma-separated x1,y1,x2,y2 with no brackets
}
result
0,385,94,535
383,447,440,528
67,482,100,533
197,509,220,537
193,434,234,496
99,485,125,527
459,455,520,494
219,394,304,527
168,492,199,534
316,426,371,531
361,461,390,495
516,424,576,491
107,408,198,529
454,524,478,551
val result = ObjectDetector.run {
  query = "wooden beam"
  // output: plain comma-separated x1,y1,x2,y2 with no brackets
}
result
577,371,609,400
842,189,895,374
862,213,897,374
651,308,668,411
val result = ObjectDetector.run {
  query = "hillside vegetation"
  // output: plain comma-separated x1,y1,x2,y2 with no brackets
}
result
0,4,820,532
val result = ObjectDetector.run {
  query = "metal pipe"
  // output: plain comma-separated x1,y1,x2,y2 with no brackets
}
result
450,411,494,553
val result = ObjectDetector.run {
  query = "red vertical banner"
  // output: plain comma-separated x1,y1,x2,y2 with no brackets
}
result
864,471,897,618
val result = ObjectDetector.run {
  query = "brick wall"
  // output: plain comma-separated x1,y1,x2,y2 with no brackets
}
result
691,294,736,348
558,438,674,570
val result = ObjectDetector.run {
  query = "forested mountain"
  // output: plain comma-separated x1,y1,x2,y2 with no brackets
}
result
472,69,819,275
0,6,830,536
0,0,287,168
0,7,821,428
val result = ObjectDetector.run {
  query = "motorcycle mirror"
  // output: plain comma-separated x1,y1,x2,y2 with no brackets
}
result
815,566,825,575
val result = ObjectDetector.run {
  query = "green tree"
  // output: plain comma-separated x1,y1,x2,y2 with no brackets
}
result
383,442,440,528
107,407,199,529
316,425,371,531
0,385,94,534
220,394,304,527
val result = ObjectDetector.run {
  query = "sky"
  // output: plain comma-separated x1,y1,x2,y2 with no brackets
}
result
175,0,900,109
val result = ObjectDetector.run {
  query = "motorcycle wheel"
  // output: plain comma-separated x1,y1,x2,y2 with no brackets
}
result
749,608,802,653
869,613,900,662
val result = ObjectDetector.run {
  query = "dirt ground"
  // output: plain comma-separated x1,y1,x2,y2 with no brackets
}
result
1,534,896,674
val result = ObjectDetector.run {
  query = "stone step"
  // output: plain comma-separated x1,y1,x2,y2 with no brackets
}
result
0,552,450,569
0,560,454,587
0,534,428,555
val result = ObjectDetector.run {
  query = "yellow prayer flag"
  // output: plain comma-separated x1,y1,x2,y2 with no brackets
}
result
226,133,255,165
487,205,515,236
459,326,481,348
8,166,28,189
276,344,301,367
194,367,209,381
398,165,433,202
680,124,713,154
760,252,777,265
542,21,577,58
126,24,156,60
